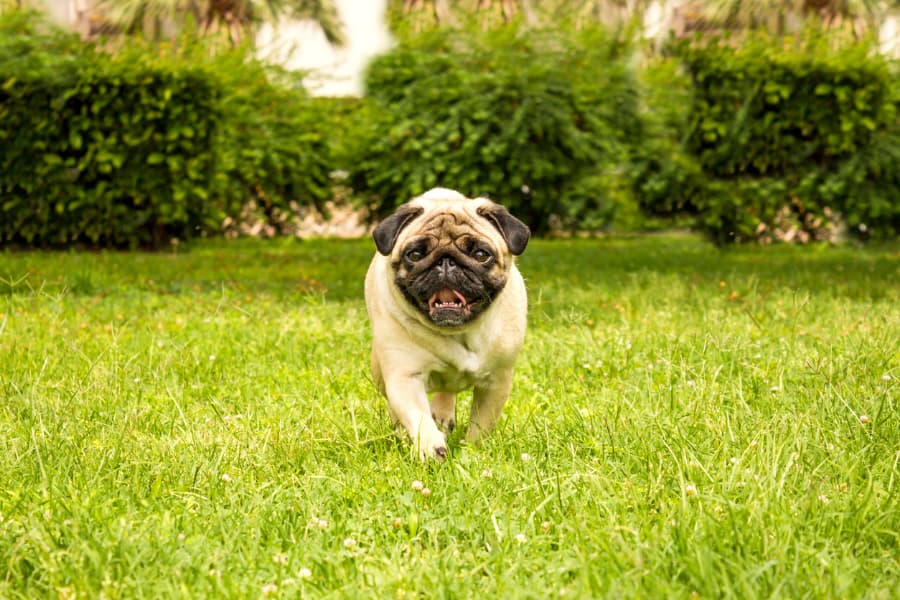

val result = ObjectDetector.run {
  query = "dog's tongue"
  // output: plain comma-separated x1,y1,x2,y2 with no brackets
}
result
429,288,467,311
437,288,459,303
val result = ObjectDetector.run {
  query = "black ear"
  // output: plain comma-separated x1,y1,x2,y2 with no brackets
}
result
477,203,530,255
372,204,424,255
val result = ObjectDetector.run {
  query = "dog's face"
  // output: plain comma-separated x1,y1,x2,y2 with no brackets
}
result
373,189,530,327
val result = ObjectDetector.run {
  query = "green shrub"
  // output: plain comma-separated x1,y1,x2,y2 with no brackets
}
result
0,12,221,248
631,55,708,227
0,11,333,248
636,31,899,242
349,24,640,233
203,49,332,224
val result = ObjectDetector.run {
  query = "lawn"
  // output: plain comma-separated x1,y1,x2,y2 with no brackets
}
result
1,236,898,598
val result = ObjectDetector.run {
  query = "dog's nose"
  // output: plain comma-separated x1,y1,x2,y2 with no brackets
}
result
437,256,457,277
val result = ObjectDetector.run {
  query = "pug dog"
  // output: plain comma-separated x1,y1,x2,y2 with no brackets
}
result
364,188,530,461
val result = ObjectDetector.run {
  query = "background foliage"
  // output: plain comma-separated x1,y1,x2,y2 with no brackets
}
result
634,31,899,242
348,24,640,234
0,10,332,248
0,12,219,247
1,8,898,247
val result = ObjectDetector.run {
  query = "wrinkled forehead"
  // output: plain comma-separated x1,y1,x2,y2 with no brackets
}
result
418,211,483,245
396,200,499,250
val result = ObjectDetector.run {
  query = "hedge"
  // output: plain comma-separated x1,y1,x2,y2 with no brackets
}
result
207,49,332,228
0,23,218,247
634,31,900,242
0,11,331,249
3,10,897,247
348,24,641,234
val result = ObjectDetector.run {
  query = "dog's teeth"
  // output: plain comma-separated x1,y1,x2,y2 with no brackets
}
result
433,300,462,308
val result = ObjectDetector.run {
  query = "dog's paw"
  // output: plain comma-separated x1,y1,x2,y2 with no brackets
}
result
414,427,448,462
432,413,455,433
430,392,456,434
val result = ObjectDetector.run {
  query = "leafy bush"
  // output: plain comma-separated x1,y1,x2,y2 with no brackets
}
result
0,11,332,249
0,12,221,248
636,31,899,242
203,48,332,225
349,24,640,233
631,56,708,229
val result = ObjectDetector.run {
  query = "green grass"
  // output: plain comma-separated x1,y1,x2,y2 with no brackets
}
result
1,236,898,599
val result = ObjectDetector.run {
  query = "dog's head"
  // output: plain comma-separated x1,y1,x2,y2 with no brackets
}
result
373,188,530,327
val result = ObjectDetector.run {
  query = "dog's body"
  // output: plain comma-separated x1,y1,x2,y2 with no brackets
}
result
364,188,530,460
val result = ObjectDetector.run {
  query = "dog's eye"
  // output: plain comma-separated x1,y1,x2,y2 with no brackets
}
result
472,248,492,263
405,249,424,262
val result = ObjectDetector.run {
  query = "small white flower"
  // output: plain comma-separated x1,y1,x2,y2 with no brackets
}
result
272,553,288,565
177,533,186,542
317,519,329,529
298,567,312,579
220,473,232,483
770,386,780,392
858,414,870,424
209,355,216,361
520,453,531,462
133,377,141,383
882,374,892,381
343,537,356,549
481,469,493,478
685,484,698,496
515,533,527,544
208,568,220,577
421,487,432,498
411,480,424,492
281,578,296,586
261,583,278,596
541,521,551,532
818,494,830,505
730,457,739,465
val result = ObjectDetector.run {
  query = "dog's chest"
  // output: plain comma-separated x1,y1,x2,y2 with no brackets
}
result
423,340,488,393
426,367,477,393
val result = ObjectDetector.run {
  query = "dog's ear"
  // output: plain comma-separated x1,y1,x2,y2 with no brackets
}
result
373,204,424,255
477,203,530,256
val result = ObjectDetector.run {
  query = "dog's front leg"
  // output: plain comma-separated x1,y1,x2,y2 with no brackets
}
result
467,369,514,444
384,374,448,461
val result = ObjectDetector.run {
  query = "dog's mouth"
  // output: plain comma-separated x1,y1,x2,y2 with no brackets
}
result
428,288,470,316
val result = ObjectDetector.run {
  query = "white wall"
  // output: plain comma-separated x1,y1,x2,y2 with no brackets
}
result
256,0,394,97
39,0,83,26
881,15,899,57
